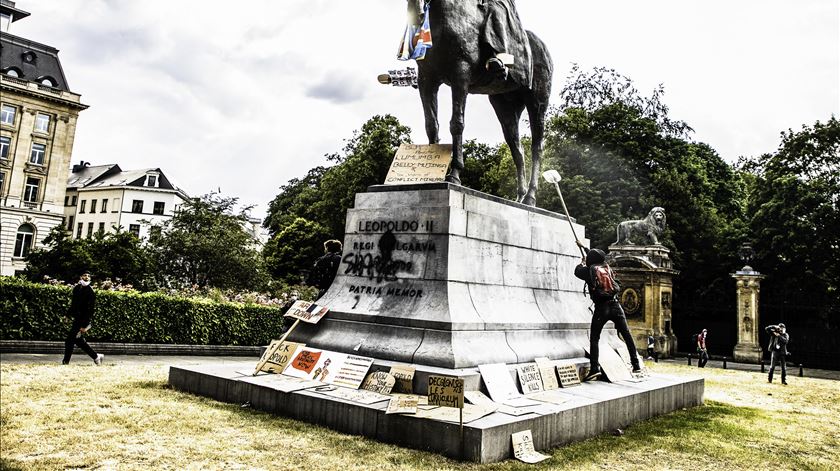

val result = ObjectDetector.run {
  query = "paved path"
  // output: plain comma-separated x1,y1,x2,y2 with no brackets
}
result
654,357,840,381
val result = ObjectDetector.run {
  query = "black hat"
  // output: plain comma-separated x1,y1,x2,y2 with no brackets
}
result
585,249,606,266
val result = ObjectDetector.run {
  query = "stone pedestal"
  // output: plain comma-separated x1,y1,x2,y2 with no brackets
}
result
606,245,679,358
290,183,626,368
731,267,765,363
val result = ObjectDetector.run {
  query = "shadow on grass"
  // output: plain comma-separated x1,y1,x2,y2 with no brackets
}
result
0,457,25,471
130,380,172,390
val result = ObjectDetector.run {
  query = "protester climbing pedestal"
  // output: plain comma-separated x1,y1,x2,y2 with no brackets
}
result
289,183,618,369
731,267,765,363
606,245,679,358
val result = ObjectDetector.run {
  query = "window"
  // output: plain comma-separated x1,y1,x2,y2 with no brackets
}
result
0,13,11,33
23,177,39,202
29,143,46,165
87,222,94,238
0,105,15,125
90,199,97,213
0,136,9,159
40,77,55,87
153,201,165,215
132,200,144,213
76,222,83,239
101,199,108,213
146,175,158,187
35,113,50,133
129,224,141,238
13,224,35,258
112,198,120,212
79,200,86,213
64,195,69,206
67,215,74,230
98,222,105,233
0,171,5,194
71,195,77,206
3,68,19,77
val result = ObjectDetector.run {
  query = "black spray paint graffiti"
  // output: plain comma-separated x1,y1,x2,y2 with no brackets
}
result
343,229,413,283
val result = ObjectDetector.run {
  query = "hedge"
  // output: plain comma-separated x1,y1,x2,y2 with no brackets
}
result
0,278,288,345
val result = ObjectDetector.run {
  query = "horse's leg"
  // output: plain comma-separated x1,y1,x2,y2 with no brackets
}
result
489,93,527,201
446,82,469,185
418,78,441,144
523,99,547,206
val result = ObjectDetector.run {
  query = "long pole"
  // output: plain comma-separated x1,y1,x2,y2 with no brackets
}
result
551,181,587,258
253,319,301,376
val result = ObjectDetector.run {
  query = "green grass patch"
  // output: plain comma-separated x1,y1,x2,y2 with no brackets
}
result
1,361,838,470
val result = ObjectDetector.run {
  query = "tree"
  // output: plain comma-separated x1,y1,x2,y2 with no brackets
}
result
149,193,269,291
263,217,332,284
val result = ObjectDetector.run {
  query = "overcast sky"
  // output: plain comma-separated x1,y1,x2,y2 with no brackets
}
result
11,0,839,217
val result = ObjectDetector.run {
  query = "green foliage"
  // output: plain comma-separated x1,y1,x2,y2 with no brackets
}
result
24,226,153,288
149,193,269,291
0,278,290,345
741,117,840,322
263,217,332,284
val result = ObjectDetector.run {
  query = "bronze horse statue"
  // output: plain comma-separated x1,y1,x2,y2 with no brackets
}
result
406,0,553,206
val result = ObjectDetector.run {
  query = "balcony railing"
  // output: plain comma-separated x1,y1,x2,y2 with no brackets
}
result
22,201,38,209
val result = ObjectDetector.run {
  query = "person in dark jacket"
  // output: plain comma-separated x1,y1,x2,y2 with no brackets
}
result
307,240,342,298
574,246,641,381
766,323,789,384
697,329,709,368
62,272,103,365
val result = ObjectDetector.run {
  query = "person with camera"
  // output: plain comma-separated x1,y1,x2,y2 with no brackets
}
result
766,323,789,385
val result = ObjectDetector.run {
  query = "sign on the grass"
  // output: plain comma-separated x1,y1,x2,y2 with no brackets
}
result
478,363,520,403
284,300,329,324
535,357,559,390
511,430,550,463
427,375,464,408
258,341,304,374
384,143,452,185
555,363,581,387
389,365,415,393
516,363,544,394
361,371,396,395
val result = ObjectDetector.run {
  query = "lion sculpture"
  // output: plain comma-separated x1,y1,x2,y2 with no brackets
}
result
615,207,666,245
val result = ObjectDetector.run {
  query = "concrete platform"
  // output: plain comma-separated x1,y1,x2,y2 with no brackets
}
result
168,361,704,463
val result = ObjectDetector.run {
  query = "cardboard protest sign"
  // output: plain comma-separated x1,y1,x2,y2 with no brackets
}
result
361,371,396,395
384,143,451,185
389,365,415,393
314,386,390,405
331,355,374,389
478,363,521,403
516,363,544,394
555,363,581,388
428,375,464,409
386,395,419,415
535,357,559,391
511,430,550,464
592,341,633,382
283,348,323,379
258,341,304,374
464,390,498,410
284,300,329,324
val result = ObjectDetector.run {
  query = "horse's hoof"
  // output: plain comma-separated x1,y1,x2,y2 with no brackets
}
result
445,174,462,186
521,195,536,206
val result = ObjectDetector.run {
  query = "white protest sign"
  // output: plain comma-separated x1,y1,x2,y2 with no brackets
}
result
517,363,544,394
535,357,559,391
308,351,348,383
283,300,329,324
511,430,550,464
555,363,581,388
478,363,521,403
331,355,374,389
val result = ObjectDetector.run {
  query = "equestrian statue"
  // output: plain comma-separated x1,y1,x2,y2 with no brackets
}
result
398,0,553,206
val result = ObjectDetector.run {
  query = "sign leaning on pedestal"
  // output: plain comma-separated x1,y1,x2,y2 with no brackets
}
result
384,143,451,185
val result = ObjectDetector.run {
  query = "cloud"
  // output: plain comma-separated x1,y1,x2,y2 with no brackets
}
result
305,74,368,104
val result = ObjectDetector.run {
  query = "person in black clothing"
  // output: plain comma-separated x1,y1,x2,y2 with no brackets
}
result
574,245,641,381
307,239,342,298
766,323,789,384
62,272,103,365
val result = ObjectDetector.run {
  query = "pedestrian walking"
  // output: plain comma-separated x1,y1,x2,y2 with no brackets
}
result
62,272,103,365
697,329,709,368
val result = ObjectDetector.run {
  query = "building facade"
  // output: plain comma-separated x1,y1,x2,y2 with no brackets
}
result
64,163,189,240
0,1,88,276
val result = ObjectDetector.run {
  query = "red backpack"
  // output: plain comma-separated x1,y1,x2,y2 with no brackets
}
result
590,263,620,299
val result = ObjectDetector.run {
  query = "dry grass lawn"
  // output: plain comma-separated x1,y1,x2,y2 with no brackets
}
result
1,359,838,470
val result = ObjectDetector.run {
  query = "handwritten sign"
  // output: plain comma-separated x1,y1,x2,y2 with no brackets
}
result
517,363,545,394
258,341,304,374
384,143,452,185
535,357,559,390
284,300,329,324
361,371,396,395
511,430,550,464
389,365,415,393
386,394,419,414
284,348,323,379
331,355,374,389
427,375,464,409
555,363,581,388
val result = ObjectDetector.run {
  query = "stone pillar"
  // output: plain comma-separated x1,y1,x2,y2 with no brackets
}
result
606,245,679,358
732,267,765,363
